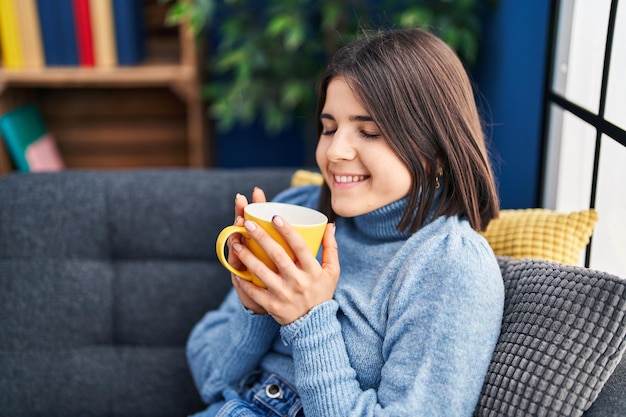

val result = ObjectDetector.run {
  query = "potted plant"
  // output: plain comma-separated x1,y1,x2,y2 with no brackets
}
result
161,0,497,165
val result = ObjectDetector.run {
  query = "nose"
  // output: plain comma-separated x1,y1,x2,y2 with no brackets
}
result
325,128,356,161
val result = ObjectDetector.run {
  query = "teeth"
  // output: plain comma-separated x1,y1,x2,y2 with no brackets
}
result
334,175,367,183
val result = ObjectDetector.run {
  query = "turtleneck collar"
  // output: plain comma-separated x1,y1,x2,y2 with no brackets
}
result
346,198,411,241
340,187,443,242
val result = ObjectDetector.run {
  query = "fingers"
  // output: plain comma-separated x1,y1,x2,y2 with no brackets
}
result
227,215,245,267
270,215,319,271
252,187,267,203
234,187,266,221
226,234,245,270
234,193,248,222
230,187,269,285
230,230,278,291
231,219,290,290
231,218,340,326
231,274,268,315
239,215,335,277
321,223,340,280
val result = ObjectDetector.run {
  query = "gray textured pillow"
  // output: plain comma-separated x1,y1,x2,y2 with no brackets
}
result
475,257,626,417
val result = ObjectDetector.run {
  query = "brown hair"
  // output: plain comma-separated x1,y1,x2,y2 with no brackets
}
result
316,28,499,232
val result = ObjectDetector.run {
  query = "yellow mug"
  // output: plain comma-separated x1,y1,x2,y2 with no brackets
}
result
216,202,328,287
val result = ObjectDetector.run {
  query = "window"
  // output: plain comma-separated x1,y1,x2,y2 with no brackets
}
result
542,0,626,277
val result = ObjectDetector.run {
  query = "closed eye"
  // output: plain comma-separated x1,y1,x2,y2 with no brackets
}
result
360,130,381,139
320,113,336,136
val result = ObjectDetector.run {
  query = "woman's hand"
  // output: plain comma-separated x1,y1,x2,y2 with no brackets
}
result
231,214,340,325
228,187,267,314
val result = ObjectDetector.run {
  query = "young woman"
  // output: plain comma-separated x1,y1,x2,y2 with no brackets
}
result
187,28,504,417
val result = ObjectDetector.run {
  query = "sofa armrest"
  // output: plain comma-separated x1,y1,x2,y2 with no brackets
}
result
583,354,626,416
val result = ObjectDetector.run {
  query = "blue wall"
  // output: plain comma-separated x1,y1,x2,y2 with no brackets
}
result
215,119,307,168
474,1,551,209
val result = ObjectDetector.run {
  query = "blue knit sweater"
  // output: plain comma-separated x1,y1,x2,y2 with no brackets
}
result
187,185,504,416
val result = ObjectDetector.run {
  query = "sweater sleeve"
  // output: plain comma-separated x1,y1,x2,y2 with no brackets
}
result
186,289,280,403
281,229,504,417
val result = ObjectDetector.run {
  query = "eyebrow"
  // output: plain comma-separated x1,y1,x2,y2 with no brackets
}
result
320,113,374,122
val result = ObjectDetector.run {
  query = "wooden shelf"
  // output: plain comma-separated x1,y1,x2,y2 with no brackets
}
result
0,67,200,109
0,0,210,174
1,64,195,88
0,39,197,91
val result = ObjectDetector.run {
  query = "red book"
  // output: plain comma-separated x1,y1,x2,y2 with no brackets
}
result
73,0,94,66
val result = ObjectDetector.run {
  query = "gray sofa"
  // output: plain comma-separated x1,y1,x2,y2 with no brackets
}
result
1,168,625,417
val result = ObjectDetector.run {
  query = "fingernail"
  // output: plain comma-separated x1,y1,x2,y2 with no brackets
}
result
272,215,284,227
331,223,336,235
233,242,243,252
244,220,257,232
235,193,242,201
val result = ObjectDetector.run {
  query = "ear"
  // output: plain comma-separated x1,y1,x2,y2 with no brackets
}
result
435,155,444,172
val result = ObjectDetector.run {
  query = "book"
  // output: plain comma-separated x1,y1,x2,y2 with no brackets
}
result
14,0,44,68
89,0,116,67
112,0,145,66
36,0,63,65
57,0,79,65
0,103,64,172
36,0,79,66
72,0,94,66
0,0,24,69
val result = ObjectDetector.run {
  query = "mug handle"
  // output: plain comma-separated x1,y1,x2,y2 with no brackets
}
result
215,225,256,282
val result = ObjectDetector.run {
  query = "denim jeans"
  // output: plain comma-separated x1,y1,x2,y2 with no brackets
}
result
192,372,304,417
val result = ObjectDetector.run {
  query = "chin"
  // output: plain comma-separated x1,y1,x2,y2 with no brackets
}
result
331,200,365,218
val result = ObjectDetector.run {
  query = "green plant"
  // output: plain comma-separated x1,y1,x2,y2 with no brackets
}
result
162,0,497,135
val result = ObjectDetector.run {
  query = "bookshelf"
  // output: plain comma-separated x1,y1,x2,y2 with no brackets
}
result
0,0,210,174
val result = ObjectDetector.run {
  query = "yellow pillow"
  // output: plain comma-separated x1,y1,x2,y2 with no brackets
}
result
291,169,324,187
481,208,599,265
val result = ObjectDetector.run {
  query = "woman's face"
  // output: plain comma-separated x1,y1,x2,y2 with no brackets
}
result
316,78,412,217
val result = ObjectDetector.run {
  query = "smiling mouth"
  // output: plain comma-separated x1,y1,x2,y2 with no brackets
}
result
333,175,369,184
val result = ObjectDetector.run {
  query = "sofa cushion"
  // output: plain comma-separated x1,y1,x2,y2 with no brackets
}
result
475,257,626,417
0,173,110,258
0,259,114,349
114,260,230,346
0,346,202,416
481,208,599,265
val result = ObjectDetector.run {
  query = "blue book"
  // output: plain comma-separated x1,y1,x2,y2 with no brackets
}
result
37,0,63,66
36,0,79,66
57,0,79,65
112,0,145,66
